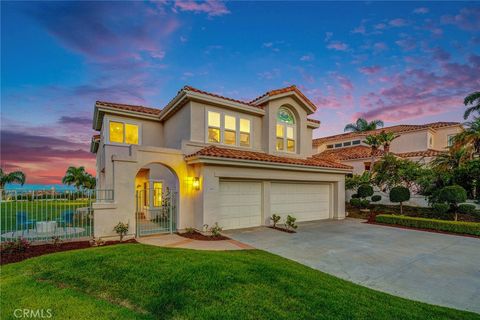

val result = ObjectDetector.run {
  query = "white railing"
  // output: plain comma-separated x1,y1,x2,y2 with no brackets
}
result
0,189,112,245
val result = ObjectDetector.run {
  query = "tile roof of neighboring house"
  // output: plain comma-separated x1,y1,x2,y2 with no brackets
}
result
186,145,352,170
313,122,460,146
314,145,446,162
96,101,162,115
396,149,446,158
314,145,385,161
182,85,259,108
249,85,317,111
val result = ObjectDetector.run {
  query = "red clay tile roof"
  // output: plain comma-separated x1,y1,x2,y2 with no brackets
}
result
250,85,317,111
314,146,446,161
313,122,460,146
96,101,161,116
314,145,385,161
396,149,446,158
182,86,260,108
186,145,352,170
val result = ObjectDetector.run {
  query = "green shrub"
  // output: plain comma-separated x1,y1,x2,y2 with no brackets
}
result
438,185,468,220
389,186,410,214
432,203,449,214
357,184,374,198
270,214,281,228
360,199,370,209
350,198,361,208
285,215,298,231
351,193,360,199
210,223,223,237
375,214,480,236
371,195,381,202
458,204,477,215
113,222,129,242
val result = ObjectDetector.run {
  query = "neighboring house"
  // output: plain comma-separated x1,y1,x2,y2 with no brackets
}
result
90,85,351,238
312,122,463,174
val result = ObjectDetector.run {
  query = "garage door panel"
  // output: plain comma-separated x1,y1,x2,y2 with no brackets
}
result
271,183,330,222
218,181,262,230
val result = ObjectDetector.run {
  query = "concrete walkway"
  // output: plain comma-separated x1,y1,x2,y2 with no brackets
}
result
137,233,254,251
225,219,480,313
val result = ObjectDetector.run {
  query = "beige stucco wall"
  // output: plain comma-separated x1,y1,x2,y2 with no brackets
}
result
163,103,191,149
432,126,463,150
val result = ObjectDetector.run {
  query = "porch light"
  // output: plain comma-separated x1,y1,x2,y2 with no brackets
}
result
192,177,200,190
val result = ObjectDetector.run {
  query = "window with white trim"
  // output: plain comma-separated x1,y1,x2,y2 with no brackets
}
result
109,121,139,145
447,134,455,147
207,110,251,147
276,107,296,152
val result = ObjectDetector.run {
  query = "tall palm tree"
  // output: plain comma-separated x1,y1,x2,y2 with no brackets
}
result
0,168,26,189
452,117,480,157
344,118,384,132
463,91,480,120
364,134,382,173
62,166,89,190
377,131,398,153
431,148,469,171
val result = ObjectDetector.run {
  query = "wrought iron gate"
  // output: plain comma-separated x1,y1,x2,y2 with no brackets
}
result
135,188,177,236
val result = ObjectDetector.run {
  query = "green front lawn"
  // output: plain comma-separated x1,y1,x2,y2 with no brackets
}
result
1,244,478,320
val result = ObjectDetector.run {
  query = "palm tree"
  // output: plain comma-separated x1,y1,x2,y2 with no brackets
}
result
463,91,480,120
344,118,384,132
452,117,480,157
431,148,469,171
62,166,89,190
377,131,398,153
0,168,26,189
364,134,382,173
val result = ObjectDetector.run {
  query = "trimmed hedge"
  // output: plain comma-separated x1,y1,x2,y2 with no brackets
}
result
371,195,382,202
458,204,477,215
432,203,450,214
375,214,480,236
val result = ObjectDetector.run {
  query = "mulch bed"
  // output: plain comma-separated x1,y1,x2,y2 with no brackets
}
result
268,226,296,233
178,231,230,241
1,239,137,265
365,220,480,239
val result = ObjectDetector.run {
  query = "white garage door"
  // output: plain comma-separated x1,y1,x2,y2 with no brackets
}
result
218,181,262,229
270,182,330,222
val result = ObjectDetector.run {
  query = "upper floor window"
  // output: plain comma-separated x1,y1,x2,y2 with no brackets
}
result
276,107,296,152
447,134,455,147
207,111,251,147
109,121,139,145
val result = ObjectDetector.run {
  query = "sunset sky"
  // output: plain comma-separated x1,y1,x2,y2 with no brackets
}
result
1,1,479,184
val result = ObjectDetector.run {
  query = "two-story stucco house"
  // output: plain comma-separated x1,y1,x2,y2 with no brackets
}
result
90,85,352,238
312,122,463,174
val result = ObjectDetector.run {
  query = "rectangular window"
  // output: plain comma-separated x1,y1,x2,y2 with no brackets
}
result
208,111,221,143
239,118,251,147
343,141,351,147
287,139,295,152
276,138,284,151
109,121,139,145
326,144,333,149
276,124,284,138
352,140,360,145
447,135,454,147
224,115,236,145
153,181,163,207
109,121,124,143
335,143,342,148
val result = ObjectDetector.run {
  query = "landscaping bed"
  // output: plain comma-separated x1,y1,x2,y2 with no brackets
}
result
268,226,296,233
178,231,230,241
1,244,477,319
0,239,136,265
373,214,480,237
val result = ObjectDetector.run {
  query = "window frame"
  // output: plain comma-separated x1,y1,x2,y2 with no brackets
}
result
106,118,142,146
205,108,253,148
447,134,455,147
276,107,297,153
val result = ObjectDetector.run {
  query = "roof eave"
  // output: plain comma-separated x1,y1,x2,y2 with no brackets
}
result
93,104,161,131
252,91,316,114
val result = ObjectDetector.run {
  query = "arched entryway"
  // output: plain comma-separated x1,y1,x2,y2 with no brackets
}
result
134,163,179,236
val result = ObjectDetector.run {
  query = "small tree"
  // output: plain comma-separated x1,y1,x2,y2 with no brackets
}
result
357,184,374,198
285,215,298,231
113,222,129,242
438,185,467,221
270,214,281,228
389,186,410,214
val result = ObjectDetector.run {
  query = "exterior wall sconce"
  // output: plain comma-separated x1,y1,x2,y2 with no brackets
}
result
192,177,200,190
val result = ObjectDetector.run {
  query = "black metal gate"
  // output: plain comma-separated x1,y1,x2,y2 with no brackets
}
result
135,188,177,236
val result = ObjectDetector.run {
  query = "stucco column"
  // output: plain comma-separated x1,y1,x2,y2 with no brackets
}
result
262,181,271,225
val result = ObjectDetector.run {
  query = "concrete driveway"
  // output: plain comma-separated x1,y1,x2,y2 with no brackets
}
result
225,219,480,313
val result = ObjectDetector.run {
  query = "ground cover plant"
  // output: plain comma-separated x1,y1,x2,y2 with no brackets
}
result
1,244,478,320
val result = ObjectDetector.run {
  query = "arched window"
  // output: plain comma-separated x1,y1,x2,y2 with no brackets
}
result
276,107,296,152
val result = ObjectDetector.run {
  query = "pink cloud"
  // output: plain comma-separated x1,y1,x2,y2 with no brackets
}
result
441,7,480,31
413,7,429,14
300,54,314,61
359,66,382,75
389,18,408,27
373,42,388,51
174,0,230,16
327,41,349,51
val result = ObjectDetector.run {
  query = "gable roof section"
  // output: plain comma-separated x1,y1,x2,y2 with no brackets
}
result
96,101,161,115
186,145,352,171
314,145,446,162
313,122,460,146
93,101,162,130
250,85,317,113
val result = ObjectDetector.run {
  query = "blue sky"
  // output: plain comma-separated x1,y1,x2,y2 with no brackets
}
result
1,1,479,183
